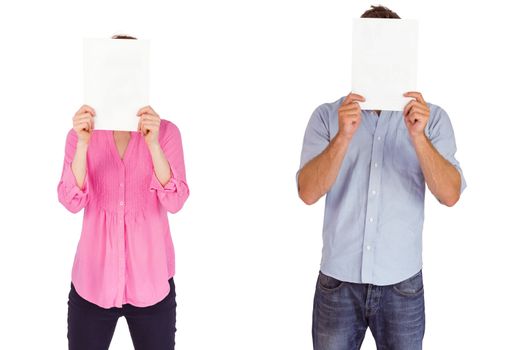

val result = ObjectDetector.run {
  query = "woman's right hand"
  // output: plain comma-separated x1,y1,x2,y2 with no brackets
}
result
73,105,96,144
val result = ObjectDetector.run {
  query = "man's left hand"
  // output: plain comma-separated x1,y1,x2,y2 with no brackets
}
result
403,92,430,139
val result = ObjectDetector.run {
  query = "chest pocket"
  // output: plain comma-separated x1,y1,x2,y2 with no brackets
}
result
391,125,422,175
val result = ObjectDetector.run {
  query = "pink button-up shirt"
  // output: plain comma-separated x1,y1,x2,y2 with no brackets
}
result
57,119,189,308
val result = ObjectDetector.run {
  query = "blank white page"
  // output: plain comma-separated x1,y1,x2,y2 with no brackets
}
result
351,18,418,111
84,38,150,131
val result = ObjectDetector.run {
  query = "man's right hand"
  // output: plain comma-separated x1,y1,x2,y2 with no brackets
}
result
337,92,365,141
73,105,96,145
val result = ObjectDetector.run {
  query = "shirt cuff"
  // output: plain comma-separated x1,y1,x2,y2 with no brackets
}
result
62,160,89,200
149,169,178,193
455,164,467,194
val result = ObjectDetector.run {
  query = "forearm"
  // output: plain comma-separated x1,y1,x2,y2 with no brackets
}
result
72,140,89,189
148,141,172,186
298,133,350,205
411,134,461,206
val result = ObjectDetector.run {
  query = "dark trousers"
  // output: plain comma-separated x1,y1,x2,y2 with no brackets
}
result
67,278,176,350
312,270,425,350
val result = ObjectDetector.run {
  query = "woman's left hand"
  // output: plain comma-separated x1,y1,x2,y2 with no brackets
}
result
137,105,161,146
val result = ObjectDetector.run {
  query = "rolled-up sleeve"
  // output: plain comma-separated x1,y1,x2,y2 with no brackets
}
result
426,105,467,194
149,121,190,214
296,104,331,190
57,128,89,213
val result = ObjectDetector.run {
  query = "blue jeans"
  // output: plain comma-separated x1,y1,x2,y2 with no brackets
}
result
312,270,425,350
67,277,176,350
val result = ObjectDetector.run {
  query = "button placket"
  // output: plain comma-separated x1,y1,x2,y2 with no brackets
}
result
105,131,138,307
361,111,391,283
116,163,126,306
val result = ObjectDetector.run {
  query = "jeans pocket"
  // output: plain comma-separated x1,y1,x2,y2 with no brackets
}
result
317,271,344,292
392,270,424,297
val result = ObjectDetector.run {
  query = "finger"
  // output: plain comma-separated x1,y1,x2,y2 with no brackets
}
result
138,113,160,122
137,105,151,115
405,115,416,126
409,107,427,118
142,121,161,130
138,112,150,117
403,100,417,116
136,115,145,131
76,113,93,121
137,105,157,116
340,115,361,124
75,115,93,130
407,110,420,122
404,91,425,104
76,112,93,122
75,120,92,132
406,101,428,115
409,105,429,116
138,118,160,132
76,113,93,124
77,105,96,116
75,120,91,132
342,92,366,105
340,113,361,121
404,116,416,128
407,112,420,124
74,111,94,122
140,119,153,134
339,112,361,121
76,105,95,116
137,118,145,134
137,115,160,126
142,122,160,130
339,103,361,112
141,119,160,127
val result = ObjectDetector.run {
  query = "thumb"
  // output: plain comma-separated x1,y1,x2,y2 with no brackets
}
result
342,92,366,105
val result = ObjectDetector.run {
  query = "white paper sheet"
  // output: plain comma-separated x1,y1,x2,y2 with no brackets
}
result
84,38,150,131
351,18,418,111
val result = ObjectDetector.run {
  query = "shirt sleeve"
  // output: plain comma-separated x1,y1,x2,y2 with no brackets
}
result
296,104,331,190
426,105,467,194
149,121,190,214
57,128,90,213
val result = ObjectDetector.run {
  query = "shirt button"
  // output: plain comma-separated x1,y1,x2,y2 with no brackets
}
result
366,245,371,251
120,183,124,187
374,162,378,168
369,217,374,222
377,136,381,141
372,190,377,195
119,201,124,206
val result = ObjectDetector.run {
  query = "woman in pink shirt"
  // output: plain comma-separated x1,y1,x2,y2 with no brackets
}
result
57,35,189,350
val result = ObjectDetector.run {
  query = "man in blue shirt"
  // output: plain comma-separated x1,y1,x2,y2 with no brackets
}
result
296,6,466,350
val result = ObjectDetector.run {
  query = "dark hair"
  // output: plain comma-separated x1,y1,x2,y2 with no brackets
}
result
111,34,137,40
360,5,400,19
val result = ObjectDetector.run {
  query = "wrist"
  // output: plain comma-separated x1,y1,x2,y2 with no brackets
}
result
410,133,429,147
146,140,161,150
334,131,353,145
77,140,89,149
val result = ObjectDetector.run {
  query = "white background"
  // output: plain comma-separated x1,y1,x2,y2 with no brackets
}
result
1,0,524,349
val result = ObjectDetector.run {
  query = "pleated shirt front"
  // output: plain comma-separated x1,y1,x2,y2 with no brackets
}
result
57,119,189,308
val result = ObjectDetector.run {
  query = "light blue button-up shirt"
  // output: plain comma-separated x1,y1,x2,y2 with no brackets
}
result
297,96,466,285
